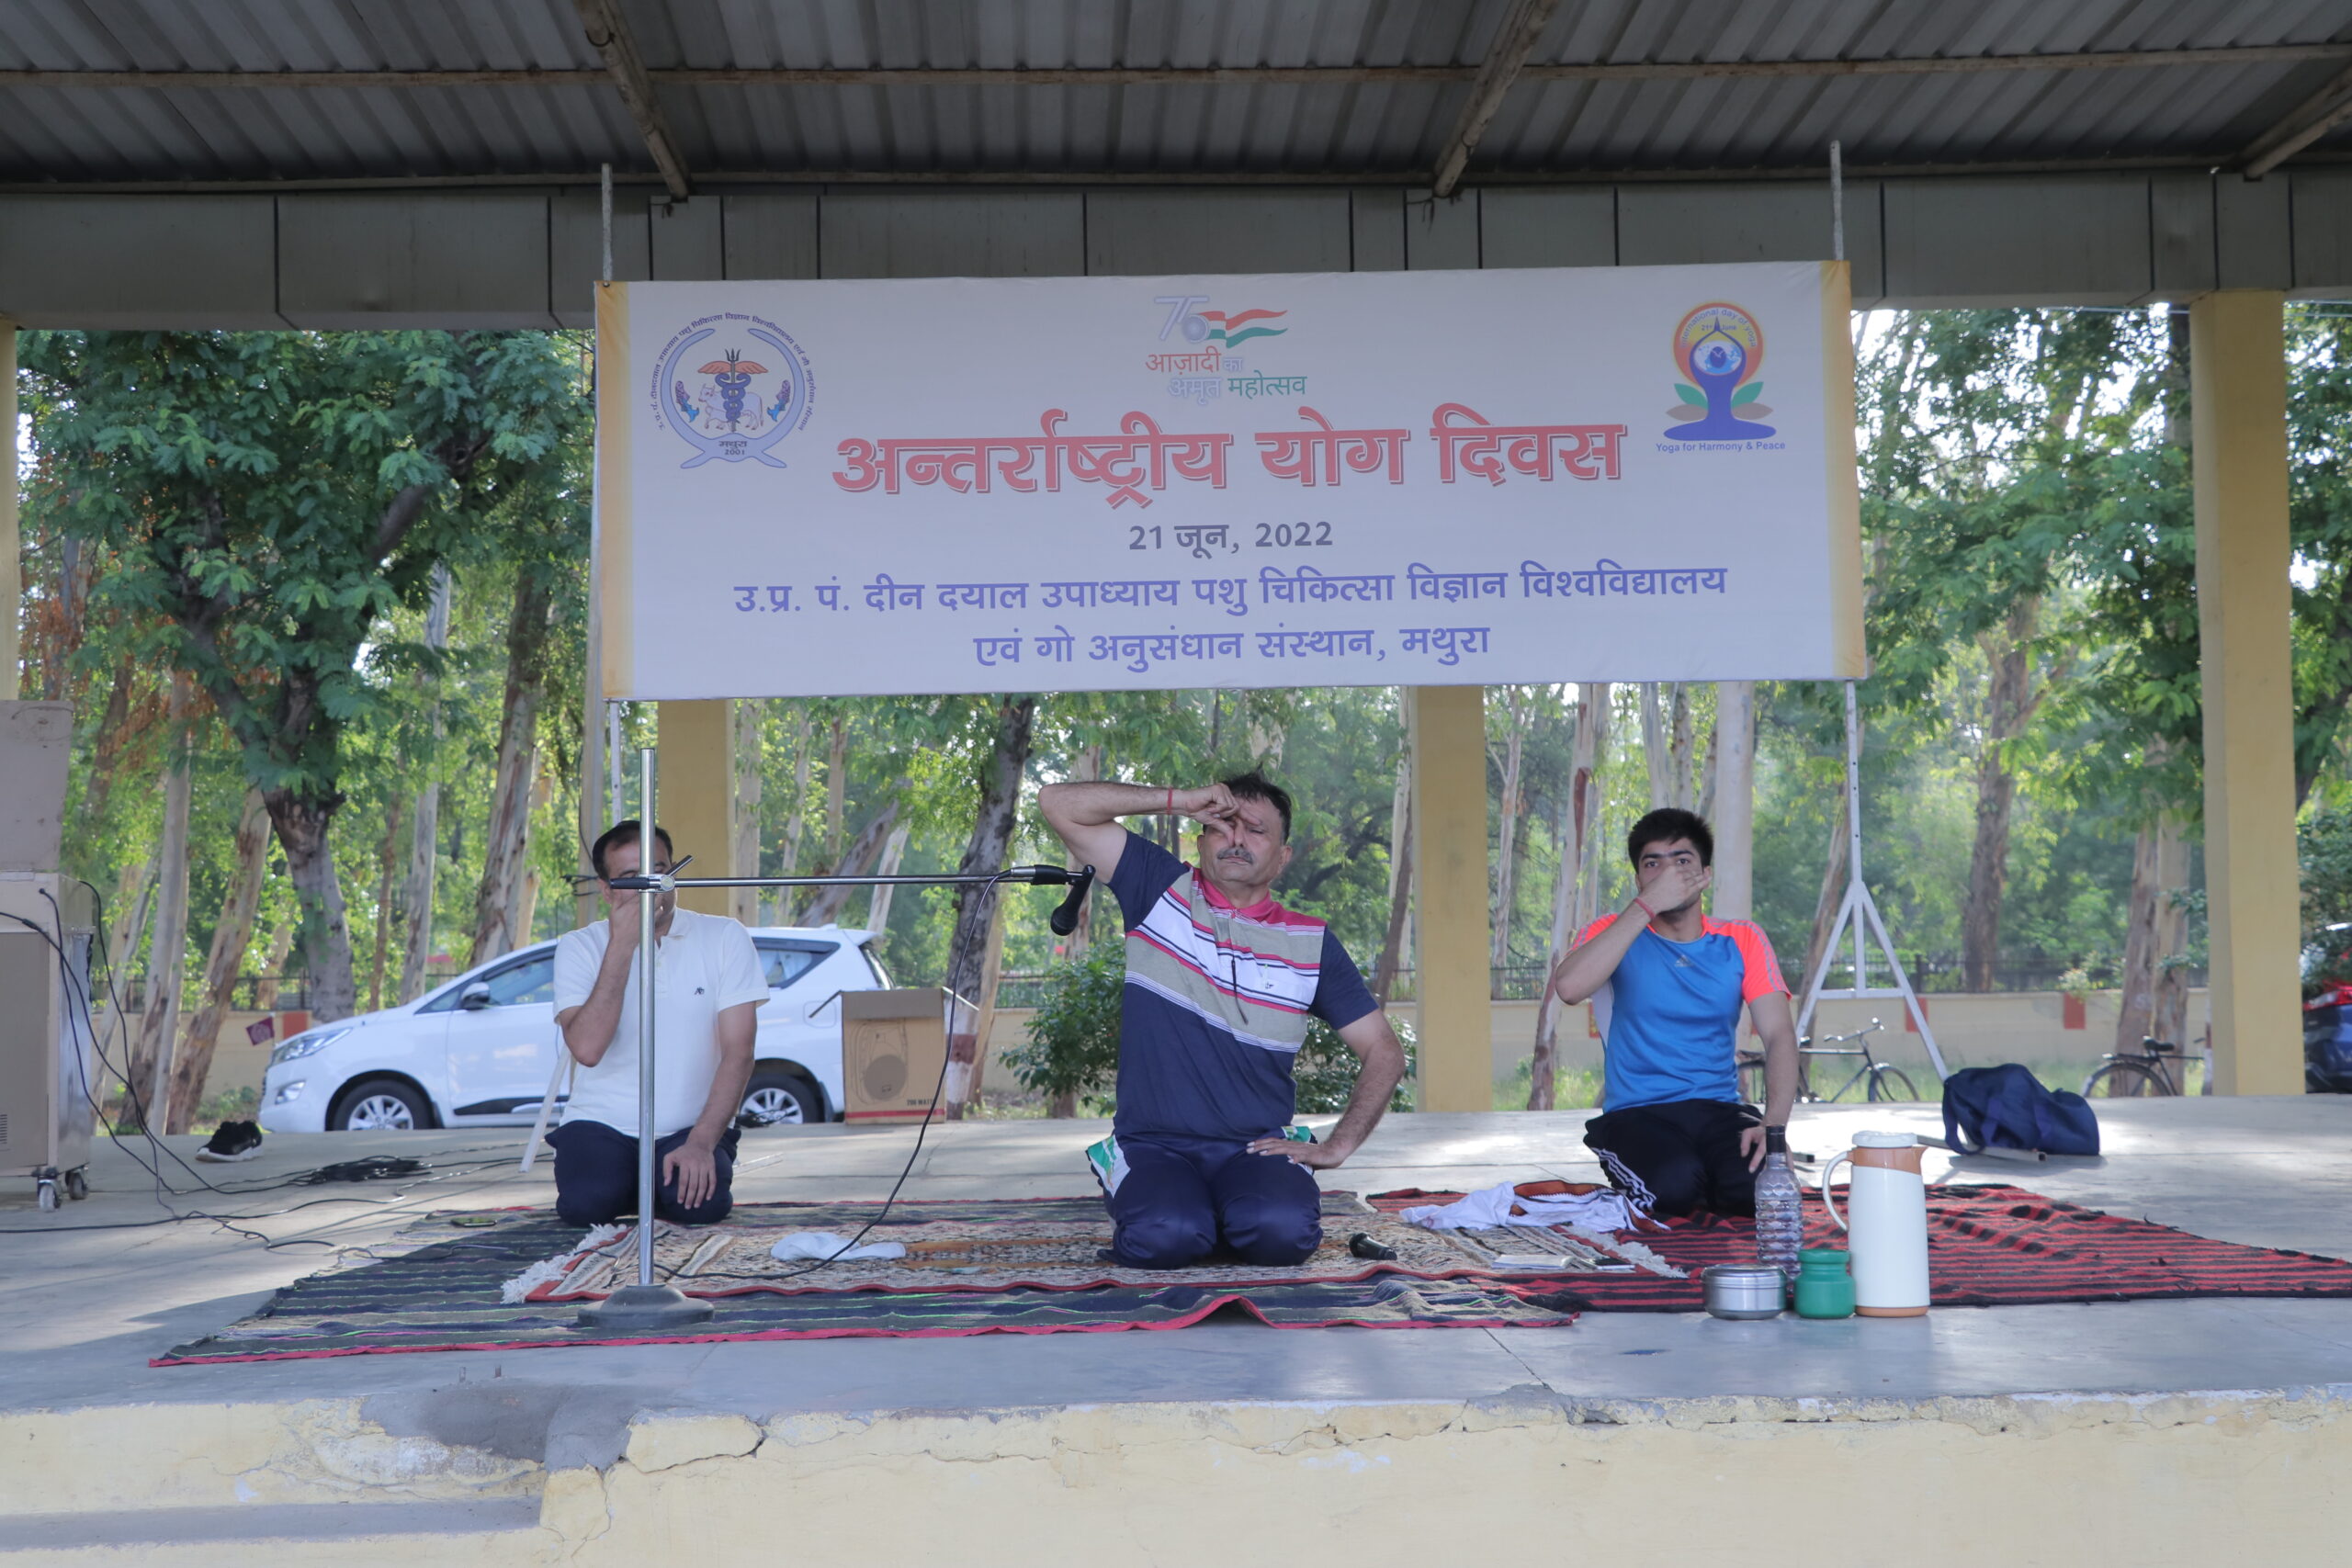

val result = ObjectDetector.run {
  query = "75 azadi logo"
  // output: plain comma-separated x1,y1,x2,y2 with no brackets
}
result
1155,295,1288,347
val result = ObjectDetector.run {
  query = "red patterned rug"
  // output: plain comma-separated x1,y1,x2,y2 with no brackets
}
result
1368,1183,2352,1312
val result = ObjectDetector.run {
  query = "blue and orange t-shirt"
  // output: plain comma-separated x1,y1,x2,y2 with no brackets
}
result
1108,829,1378,1142
1575,914,1788,1111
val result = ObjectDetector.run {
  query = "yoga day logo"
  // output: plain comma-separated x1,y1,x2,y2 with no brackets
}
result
650,314,814,468
1665,302,1774,442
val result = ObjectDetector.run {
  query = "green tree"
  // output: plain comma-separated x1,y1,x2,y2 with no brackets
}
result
21,330,585,1021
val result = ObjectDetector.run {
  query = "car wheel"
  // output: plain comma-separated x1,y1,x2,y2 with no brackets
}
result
738,1066,824,1128
330,1077,436,1131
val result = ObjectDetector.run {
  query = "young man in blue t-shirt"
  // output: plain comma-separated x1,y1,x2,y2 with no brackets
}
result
1039,772,1408,1269
1550,808,1801,1218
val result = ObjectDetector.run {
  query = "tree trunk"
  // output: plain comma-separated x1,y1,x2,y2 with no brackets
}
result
1801,807,1851,1004
123,677,197,1123
1062,743,1103,956
367,796,404,1012
396,567,453,1002
166,788,272,1132
944,697,1035,1117
254,923,295,1010
1489,687,1530,969
2117,808,2192,1051
1373,707,1414,1006
774,704,813,923
1710,682,1756,919
267,789,357,1023
824,714,848,864
1962,600,2039,991
1641,682,1670,807
80,659,137,833
865,824,912,940
469,570,552,965
731,698,764,925
1532,682,1609,1109
967,896,1012,1112
106,856,154,1005
1668,682,1697,808
800,796,905,926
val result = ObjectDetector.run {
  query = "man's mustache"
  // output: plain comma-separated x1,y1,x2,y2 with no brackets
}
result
1216,846,1254,862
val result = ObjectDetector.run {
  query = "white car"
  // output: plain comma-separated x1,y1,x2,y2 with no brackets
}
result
258,926,888,1134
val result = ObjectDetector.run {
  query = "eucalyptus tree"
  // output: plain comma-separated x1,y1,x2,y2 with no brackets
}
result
20,329,586,1022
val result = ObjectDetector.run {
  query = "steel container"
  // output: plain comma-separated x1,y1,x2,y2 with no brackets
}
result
1702,1263,1787,1319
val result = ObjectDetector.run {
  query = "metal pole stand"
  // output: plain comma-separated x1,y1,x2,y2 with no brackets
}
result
1793,682,1951,1082
577,745,713,1333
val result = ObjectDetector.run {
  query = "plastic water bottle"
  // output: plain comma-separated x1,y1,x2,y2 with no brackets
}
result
1754,1126,1804,1286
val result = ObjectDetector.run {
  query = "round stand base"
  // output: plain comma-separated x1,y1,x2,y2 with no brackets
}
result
575,1284,714,1333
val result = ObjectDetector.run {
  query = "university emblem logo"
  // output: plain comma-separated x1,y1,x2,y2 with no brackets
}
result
653,317,811,468
1666,302,1774,441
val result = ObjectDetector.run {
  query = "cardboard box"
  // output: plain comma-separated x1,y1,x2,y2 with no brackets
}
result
841,988,952,1123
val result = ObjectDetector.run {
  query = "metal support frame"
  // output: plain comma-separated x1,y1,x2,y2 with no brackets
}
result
1793,684,1950,1080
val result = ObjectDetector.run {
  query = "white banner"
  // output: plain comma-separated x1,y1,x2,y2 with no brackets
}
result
596,262,1861,698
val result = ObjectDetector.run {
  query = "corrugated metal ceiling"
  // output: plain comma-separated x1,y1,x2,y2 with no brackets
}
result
4,0,2352,186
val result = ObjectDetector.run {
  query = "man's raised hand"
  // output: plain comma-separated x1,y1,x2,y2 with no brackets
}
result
1634,860,1712,919
1177,783,1238,828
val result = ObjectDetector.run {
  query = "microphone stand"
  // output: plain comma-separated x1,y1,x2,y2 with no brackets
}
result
574,747,1092,1333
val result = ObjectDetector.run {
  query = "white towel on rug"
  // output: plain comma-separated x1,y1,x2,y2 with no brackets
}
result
1398,1182,1644,1235
769,1231,908,1262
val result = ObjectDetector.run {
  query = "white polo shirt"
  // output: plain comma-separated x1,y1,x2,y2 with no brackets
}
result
552,908,770,1139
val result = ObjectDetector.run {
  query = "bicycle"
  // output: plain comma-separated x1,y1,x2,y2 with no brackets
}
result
2082,1036,2185,1098
1738,1018,1923,1105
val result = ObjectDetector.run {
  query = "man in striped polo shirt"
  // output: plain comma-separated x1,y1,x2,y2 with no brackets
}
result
1040,772,1408,1269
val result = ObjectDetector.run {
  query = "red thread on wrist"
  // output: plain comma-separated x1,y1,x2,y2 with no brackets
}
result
1631,897,1655,920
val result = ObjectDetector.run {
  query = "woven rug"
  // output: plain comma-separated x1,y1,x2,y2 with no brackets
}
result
1369,1184,2352,1312
153,1192,1603,1365
505,1191,1670,1301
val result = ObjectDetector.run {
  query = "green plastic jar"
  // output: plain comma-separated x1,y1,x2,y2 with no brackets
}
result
1794,1248,1857,1319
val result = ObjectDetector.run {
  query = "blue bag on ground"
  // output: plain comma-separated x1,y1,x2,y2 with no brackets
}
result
1941,1064,2100,1156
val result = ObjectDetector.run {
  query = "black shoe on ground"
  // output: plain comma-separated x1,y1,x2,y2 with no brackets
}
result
196,1120,263,1162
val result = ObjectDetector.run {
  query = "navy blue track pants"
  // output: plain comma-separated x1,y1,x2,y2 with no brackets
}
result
547,1119,741,1227
1103,1131,1322,1269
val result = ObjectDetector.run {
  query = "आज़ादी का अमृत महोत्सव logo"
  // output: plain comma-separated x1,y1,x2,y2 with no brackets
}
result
652,314,814,468
1665,301,1774,442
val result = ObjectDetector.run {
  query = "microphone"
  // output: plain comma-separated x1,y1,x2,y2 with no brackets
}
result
1048,865,1096,937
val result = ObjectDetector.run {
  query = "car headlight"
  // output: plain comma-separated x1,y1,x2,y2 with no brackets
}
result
272,1079,306,1104
269,1026,355,1066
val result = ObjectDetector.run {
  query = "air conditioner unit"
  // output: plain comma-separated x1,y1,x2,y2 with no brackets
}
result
0,703,96,1210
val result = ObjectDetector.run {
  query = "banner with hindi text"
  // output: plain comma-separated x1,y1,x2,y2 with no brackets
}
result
594,261,1862,697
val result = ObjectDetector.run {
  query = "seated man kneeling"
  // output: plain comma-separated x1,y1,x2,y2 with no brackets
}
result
1040,772,1407,1269
1549,808,1800,1219
547,819,769,1227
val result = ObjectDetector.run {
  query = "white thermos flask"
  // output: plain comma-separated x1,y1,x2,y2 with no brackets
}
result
1819,1131,1930,1316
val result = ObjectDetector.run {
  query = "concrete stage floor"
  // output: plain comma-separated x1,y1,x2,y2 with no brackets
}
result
6,1099,2351,1562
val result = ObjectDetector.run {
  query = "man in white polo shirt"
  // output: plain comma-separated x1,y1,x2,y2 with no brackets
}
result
548,818,770,1226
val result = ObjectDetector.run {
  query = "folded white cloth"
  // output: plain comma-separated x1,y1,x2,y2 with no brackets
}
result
768,1231,908,1262
1399,1181,1643,1235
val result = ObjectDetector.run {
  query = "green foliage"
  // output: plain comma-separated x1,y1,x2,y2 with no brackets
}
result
1002,943,1125,1107
1294,1013,1417,1114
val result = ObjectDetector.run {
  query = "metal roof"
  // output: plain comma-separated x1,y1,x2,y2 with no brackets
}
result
6,0,2352,190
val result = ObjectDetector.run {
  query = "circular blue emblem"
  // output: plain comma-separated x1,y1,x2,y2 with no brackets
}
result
651,316,811,469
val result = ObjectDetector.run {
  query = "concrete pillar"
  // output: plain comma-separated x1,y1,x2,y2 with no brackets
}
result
1,316,18,702
1710,682,1755,920
2190,291,2302,1095
1408,686,1490,1111
657,699,738,919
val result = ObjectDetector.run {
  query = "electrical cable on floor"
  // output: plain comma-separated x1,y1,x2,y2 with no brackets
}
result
10,868,1020,1280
